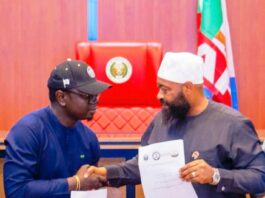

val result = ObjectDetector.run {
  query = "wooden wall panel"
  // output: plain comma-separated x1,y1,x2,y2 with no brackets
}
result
0,0,87,131
98,0,197,52
227,1,265,136
0,0,264,138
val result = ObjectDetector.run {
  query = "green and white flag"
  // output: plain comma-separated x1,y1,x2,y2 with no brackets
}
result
197,0,238,109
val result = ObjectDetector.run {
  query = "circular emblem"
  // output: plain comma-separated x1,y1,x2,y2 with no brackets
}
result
152,152,160,161
105,57,132,84
191,151,200,160
87,66,95,78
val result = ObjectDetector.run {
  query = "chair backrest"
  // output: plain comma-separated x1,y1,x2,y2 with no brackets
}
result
76,42,163,136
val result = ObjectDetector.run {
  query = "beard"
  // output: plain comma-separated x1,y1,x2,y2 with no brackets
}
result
161,92,191,124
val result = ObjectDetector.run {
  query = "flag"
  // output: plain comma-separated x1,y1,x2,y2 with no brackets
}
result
197,0,238,109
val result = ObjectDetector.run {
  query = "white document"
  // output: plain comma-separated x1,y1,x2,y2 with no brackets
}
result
139,140,198,198
71,188,107,198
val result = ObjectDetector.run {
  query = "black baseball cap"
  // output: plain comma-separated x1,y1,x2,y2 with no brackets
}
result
47,59,111,95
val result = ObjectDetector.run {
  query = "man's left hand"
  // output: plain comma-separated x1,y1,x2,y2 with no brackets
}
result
179,159,214,184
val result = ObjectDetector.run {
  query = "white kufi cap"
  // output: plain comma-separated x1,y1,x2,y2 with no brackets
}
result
157,52,204,84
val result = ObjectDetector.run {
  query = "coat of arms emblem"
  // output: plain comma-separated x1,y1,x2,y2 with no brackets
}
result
105,57,132,84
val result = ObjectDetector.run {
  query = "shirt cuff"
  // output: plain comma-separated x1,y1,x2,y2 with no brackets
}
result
216,169,234,193
106,165,121,179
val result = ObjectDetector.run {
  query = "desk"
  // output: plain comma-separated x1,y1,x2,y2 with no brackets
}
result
0,131,6,157
100,139,140,198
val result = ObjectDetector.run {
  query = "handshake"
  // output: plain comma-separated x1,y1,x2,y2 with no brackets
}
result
67,165,108,191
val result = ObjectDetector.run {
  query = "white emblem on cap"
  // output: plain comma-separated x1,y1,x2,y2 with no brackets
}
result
63,79,70,88
105,57,132,84
87,66,95,78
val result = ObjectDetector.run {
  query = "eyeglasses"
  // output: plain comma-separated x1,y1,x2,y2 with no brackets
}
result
66,90,98,104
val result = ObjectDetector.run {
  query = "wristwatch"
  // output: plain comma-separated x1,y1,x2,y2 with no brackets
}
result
211,168,220,185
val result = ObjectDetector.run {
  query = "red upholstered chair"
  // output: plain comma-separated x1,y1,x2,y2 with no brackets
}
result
76,42,163,138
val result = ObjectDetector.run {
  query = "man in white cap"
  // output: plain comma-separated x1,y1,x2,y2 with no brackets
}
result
88,52,265,197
